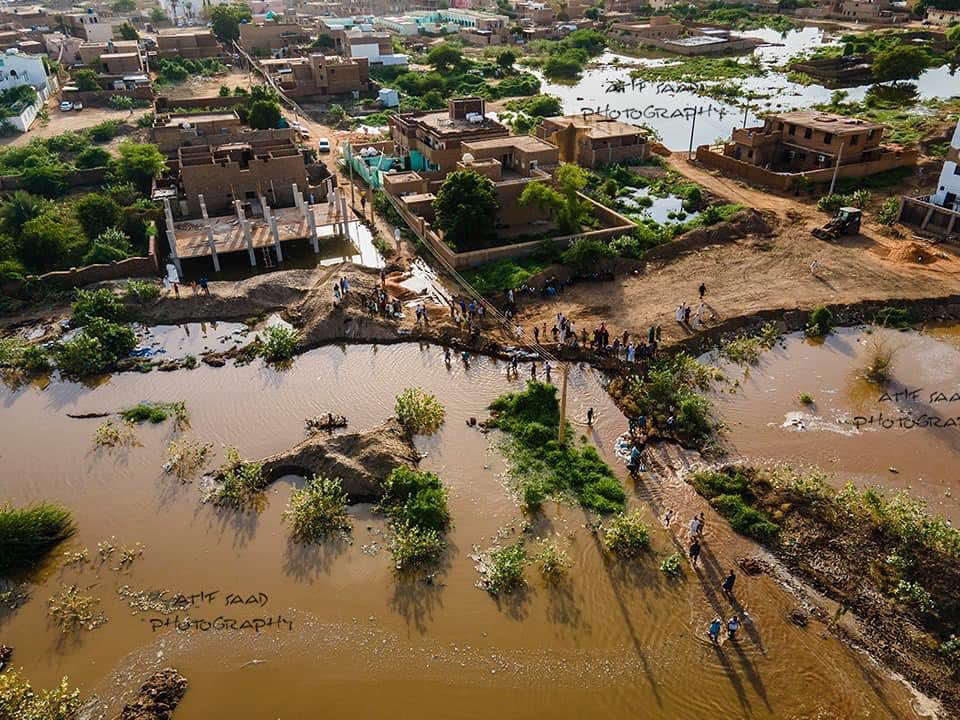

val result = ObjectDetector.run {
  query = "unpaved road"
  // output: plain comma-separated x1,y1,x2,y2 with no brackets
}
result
514,157,960,347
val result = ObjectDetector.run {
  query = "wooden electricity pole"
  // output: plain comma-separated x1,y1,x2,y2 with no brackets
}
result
558,363,569,444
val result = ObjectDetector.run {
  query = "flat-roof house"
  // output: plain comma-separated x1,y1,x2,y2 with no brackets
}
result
536,113,651,168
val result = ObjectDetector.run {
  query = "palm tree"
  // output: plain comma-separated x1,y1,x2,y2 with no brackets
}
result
0,191,50,235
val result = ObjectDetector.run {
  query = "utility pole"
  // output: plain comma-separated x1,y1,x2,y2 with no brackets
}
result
558,363,569,444
687,109,697,161
828,140,845,196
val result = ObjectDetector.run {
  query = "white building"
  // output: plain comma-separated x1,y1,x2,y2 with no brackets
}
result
0,48,50,93
63,11,115,43
931,119,960,211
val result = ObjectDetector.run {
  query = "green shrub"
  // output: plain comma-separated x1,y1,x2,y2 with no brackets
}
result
482,541,528,593
87,120,121,142
259,325,299,362
0,670,81,720
874,306,912,330
394,387,446,436
892,579,935,613
121,402,169,424
203,447,267,508
54,333,111,376
799,392,814,405
283,475,352,541
602,511,650,557
533,536,572,583
659,552,684,577
381,467,450,532
940,635,960,673
71,288,126,325
125,279,160,304
691,469,779,544
0,503,75,574
560,237,614,271
876,196,900,225
488,381,625,513
388,520,445,569
806,305,833,337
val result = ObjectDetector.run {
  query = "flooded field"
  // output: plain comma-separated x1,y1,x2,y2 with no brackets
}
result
0,343,931,718
535,27,959,149
709,326,960,524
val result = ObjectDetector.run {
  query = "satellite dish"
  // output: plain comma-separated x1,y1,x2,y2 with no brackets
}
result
461,152,474,163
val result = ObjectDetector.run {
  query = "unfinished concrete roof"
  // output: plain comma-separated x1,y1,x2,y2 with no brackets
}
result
402,111,507,136
769,111,886,134
159,112,239,126
543,113,648,137
462,134,557,152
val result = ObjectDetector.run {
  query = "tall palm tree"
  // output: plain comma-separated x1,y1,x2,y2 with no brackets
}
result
0,191,51,235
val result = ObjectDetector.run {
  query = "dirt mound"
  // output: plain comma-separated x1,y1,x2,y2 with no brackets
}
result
644,209,774,262
253,419,419,501
887,241,936,265
120,668,188,720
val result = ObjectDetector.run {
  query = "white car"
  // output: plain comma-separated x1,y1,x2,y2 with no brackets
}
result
59,100,73,111
73,101,83,111
318,138,331,153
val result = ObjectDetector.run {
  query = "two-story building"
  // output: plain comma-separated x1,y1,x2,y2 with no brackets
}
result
62,11,115,43
0,47,50,94
78,40,143,74
259,53,370,98
238,22,312,55
728,111,887,171
155,30,225,60
535,113,651,168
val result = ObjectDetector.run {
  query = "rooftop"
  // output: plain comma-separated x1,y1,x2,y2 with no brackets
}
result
666,36,727,47
542,113,648,138
462,135,557,153
398,110,507,136
157,112,239,127
769,111,886,134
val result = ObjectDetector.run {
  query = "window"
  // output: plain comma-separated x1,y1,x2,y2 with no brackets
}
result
868,129,876,140
788,124,795,136
747,149,754,159
824,133,833,145
850,135,859,146
804,127,812,139
777,122,783,131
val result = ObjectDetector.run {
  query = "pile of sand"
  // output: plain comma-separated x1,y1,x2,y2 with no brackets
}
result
888,241,935,265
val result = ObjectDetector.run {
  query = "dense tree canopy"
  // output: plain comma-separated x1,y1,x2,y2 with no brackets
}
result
210,4,253,45
433,170,499,251
872,45,930,82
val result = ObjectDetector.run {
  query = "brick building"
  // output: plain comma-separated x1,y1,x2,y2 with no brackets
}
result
78,40,143,74
177,137,309,216
388,97,511,173
238,22,312,55
259,53,370,98
727,111,888,171
536,113,651,168
155,30,224,60
153,110,244,152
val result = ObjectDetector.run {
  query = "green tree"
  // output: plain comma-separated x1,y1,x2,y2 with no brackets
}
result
75,146,112,169
112,0,136,10
247,99,281,129
71,68,99,91
584,6,602,19
519,163,590,234
496,49,517,69
20,158,71,197
218,85,232,96
433,169,499,250
426,43,463,72
19,213,84,272
209,4,253,45
0,191,49,236
872,45,930,82
118,22,139,40
947,24,960,48
73,193,122,241
150,7,169,22
112,142,167,193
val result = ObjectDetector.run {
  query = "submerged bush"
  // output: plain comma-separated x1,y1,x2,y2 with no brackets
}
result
805,305,833,337
0,670,82,720
259,325,299,363
863,336,896,383
0,503,75,575
381,466,450,532
121,402,169,424
602,511,650,558
163,438,212,481
487,382,625,513
203,447,267,509
480,541,528,594
93,420,140,450
283,475,352,542
389,520,445,570
47,584,106,633
394,387,446,436
533,536,572,583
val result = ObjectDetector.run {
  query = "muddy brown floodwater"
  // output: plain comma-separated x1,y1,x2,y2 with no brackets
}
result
0,342,931,719
709,325,960,525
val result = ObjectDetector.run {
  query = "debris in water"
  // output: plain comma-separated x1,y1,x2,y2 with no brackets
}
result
889,467,899,474
241,659,267,669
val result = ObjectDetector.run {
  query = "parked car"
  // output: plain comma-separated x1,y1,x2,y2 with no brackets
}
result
59,100,73,111
318,138,331,153
73,101,83,112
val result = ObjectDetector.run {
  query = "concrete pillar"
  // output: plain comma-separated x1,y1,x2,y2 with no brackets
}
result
292,183,303,212
198,194,221,273
946,211,957,238
340,194,350,242
235,200,256,267
162,198,182,278
262,196,282,263
921,203,935,230
306,202,319,253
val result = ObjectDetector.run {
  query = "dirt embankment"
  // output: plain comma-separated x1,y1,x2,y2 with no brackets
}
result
120,668,188,720
649,457,960,717
228,419,419,502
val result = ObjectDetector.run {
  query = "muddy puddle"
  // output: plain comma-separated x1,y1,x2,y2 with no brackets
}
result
0,343,930,718
708,326,960,524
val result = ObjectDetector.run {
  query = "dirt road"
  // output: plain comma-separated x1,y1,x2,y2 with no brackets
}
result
514,154,960,349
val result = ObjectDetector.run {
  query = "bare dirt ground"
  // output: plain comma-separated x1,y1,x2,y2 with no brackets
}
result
158,69,254,100
512,154,960,347
0,101,151,148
